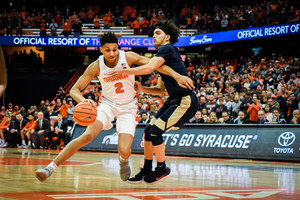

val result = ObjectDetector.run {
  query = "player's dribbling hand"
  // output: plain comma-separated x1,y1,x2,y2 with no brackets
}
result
83,99,96,107
107,68,123,78
176,75,195,90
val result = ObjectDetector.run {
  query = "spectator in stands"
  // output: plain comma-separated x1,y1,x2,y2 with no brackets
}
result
65,101,74,126
60,99,70,123
240,92,253,113
62,19,71,37
54,11,62,28
130,6,137,22
5,17,13,36
207,112,218,123
247,96,261,123
290,109,300,124
113,6,121,26
0,113,11,147
122,7,130,26
271,108,286,124
32,112,50,149
103,14,110,29
264,104,273,122
86,8,94,23
141,17,149,35
93,15,100,29
236,110,250,124
18,113,36,148
131,18,141,35
221,111,233,123
72,19,82,37
16,18,23,36
204,94,218,113
47,106,55,117
190,110,204,123
49,19,58,36
216,97,227,119
139,112,150,124
3,114,20,147
284,93,298,122
270,1,279,16
257,110,269,124
39,19,47,36
78,8,87,23
49,113,68,149
0,106,5,122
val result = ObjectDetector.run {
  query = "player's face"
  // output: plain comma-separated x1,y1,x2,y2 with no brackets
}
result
100,43,119,65
153,28,170,48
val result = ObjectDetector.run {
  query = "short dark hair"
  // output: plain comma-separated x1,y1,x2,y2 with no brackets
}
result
57,113,63,116
100,32,118,46
154,19,180,44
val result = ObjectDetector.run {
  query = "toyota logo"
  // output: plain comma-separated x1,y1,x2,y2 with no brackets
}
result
278,132,295,147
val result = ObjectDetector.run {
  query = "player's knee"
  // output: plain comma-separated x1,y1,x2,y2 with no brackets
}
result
80,132,96,145
148,127,164,146
144,125,152,142
118,146,131,159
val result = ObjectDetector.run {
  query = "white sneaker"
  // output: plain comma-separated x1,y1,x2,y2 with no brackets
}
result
35,167,54,182
2,143,9,147
23,145,31,149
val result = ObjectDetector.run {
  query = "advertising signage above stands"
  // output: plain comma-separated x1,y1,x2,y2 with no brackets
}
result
0,22,299,47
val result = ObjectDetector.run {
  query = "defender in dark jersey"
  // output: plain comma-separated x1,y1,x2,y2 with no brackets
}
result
108,19,199,184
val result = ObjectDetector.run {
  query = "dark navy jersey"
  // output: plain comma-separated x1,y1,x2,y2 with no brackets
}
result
155,43,192,98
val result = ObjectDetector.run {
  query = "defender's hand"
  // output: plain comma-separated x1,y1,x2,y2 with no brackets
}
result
134,81,143,92
107,68,124,79
176,75,195,90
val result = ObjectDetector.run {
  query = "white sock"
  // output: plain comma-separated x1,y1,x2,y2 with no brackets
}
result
22,140,26,145
119,156,127,161
1,139,4,144
47,162,58,171
28,141,31,146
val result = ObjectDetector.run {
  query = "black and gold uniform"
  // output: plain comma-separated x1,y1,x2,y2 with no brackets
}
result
145,43,199,145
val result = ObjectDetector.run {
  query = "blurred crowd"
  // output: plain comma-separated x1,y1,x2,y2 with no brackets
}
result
1,52,300,149
0,0,299,36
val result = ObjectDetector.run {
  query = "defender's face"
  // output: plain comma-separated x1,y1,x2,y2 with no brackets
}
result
153,29,169,48
100,43,119,64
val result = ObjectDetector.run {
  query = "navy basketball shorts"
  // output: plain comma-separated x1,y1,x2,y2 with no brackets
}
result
145,92,199,145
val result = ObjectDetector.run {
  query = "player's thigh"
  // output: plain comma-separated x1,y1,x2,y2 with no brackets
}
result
96,101,115,130
155,95,198,131
116,112,136,136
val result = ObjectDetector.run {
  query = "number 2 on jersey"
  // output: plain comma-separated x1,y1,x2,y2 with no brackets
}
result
115,82,124,94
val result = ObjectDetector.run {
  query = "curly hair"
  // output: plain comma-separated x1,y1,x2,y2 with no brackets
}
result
154,19,180,44
100,32,118,46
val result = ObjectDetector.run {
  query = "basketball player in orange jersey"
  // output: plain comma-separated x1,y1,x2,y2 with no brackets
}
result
0,46,7,97
35,32,194,182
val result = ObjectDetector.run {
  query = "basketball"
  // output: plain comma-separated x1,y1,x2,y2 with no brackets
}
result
73,102,97,126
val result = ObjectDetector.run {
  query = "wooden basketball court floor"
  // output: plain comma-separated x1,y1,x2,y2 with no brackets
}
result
0,148,300,200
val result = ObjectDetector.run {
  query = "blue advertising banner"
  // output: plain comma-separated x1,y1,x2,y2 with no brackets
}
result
0,23,299,47
72,124,300,162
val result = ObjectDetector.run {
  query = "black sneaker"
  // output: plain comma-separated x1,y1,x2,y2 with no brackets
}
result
127,168,151,184
143,167,171,185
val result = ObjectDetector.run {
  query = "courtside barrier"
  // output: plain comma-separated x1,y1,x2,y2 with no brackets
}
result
72,124,300,162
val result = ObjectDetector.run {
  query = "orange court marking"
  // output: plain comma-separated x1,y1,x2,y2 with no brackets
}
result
0,157,94,166
0,187,296,200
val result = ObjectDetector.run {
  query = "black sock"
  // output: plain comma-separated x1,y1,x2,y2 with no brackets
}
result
144,159,152,173
157,161,166,173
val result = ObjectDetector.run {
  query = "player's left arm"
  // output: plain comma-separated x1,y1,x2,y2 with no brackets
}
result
120,52,194,89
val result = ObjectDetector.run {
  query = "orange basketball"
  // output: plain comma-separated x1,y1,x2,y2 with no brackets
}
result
73,102,97,126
